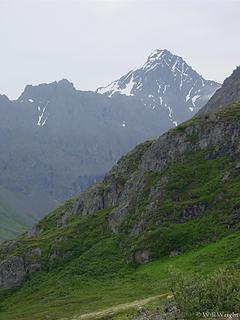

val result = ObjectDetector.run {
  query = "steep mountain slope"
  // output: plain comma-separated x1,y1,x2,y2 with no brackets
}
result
97,49,221,126
0,52,220,238
0,66,219,240
199,65,240,113
0,80,173,226
0,68,239,319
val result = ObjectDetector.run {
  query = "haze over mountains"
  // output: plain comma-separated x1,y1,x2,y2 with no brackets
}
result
0,49,220,239
0,66,239,320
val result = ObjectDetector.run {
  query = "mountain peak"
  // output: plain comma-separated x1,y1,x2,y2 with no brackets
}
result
148,48,164,58
0,94,10,103
143,48,182,73
18,79,76,103
148,48,171,59
96,49,221,126
57,78,75,90
144,49,171,67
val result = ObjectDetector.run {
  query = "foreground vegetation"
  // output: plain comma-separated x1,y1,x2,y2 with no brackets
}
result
171,266,240,320
0,231,239,319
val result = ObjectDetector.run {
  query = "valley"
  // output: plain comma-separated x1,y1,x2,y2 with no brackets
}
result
0,67,240,319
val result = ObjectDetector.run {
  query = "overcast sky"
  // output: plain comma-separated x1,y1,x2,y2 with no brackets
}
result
0,0,240,99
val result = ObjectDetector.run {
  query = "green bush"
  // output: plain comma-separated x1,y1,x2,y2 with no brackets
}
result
170,266,240,319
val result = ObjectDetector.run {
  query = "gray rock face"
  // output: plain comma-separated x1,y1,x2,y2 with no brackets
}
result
97,49,221,126
133,308,163,320
0,80,174,236
199,66,240,114
134,250,151,264
73,117,240,227
0,240,43,289
108,204,129,233
0,256,26,289
133,302,177,320
180,203,206,220
74,110,240,245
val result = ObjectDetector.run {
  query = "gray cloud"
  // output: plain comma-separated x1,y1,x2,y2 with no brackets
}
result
0,0,239,98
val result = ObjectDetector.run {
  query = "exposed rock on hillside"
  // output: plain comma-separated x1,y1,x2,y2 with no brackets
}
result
1,100,240,289
199,66,240,113
0,67,239,290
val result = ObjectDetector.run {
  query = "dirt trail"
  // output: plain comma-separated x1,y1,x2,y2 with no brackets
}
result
69,293,171,320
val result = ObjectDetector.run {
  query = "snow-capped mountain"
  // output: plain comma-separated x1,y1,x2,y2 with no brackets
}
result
97,49,221,126
0,52,221,237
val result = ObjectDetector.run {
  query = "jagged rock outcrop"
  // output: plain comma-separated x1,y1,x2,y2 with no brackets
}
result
0,256,26,289
0,241,42,288
72,115,240,231
199,66,240,114
0,68,240,289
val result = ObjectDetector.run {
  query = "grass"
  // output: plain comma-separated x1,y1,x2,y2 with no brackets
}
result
119,148,240,260
0,231,240,319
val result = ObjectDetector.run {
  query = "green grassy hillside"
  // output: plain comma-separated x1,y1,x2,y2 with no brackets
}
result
0,186,37,240
1,102,240,319
0,231,239,319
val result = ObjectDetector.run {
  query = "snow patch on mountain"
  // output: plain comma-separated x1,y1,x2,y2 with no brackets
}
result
119,75,134,96
37,101,49,127
97,72,134,97
96,48,221,127
186,87,193,102
192,94,201,107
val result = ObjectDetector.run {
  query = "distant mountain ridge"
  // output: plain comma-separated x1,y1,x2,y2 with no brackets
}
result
97,49,221,126
0,79,174,236
0,50,221,239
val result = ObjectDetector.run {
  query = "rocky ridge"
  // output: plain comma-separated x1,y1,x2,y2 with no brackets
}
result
199,65,240,114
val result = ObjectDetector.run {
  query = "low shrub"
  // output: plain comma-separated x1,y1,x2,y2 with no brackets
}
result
170,265,240,319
